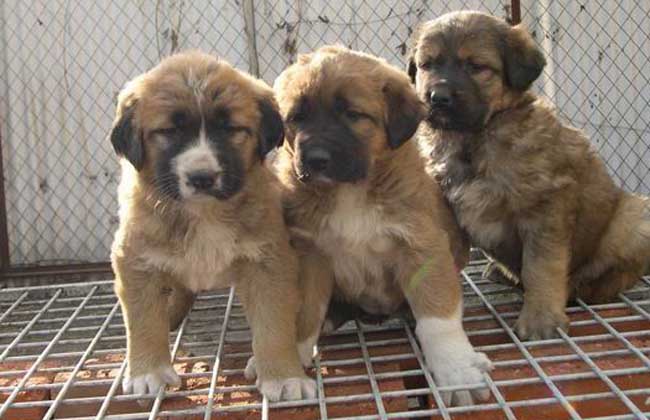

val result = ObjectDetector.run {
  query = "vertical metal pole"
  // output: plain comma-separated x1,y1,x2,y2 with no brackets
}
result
0,124,11,276
243,0,260,78
0,0,9,277
511,0,522,24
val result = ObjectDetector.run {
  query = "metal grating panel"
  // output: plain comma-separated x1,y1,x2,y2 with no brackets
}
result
0,251,649,419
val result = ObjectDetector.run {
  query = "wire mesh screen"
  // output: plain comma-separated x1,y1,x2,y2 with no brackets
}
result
0,0,649,270
0,253,649,419
0,0,507,269
521,1,650,195
0,1,252,268
252,0,510,81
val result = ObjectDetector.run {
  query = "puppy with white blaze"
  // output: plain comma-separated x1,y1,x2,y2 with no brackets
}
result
110,51,316,402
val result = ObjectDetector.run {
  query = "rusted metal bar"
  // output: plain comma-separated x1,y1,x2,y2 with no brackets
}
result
2,262,112,280
511,0,522,24
0,122,11,275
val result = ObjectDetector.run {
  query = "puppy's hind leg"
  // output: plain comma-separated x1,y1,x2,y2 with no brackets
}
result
579,194,650,302
615,194,650,262
578,268,642,304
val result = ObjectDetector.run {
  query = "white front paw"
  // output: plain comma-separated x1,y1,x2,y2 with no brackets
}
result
429,351,493,406
416,311,494,406
258,376,317,402
245,341,316,378
122,364,181,396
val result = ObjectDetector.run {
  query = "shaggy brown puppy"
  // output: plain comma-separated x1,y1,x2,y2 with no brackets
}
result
264,45,492,406
407,11,650,340
110,51,315,401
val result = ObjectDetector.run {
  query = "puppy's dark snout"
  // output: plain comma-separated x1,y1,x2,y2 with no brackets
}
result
187,171,217,190
303,147,331,173
430,84,454,108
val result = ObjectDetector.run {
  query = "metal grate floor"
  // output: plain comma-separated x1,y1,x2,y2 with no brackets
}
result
1,251,650,420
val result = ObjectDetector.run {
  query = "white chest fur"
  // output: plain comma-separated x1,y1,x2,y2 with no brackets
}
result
316,186,411,307
456,203,508,249
140,220,264,292
446,175,509,249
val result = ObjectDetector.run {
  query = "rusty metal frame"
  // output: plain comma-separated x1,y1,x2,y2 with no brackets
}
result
511,0,522,24
2,262,112,280
0,120,11,277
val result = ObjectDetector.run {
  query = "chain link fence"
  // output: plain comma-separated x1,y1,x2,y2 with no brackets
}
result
521,1,650,195
0,0,648,272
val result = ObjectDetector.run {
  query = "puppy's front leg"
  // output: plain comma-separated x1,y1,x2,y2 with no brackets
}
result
245,250,333,380
295,250,334,368
114,264,180,396
236,255,316,402
399,242,492,406
515,229,570,340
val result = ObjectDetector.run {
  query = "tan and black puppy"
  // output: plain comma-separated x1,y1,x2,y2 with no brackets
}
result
270,45,492,406
110,51,315,401
408,11,650,340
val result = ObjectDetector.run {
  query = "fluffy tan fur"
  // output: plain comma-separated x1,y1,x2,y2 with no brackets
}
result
270,46,496,406
111,51,312,400
272,44,469,346
409,12,650,340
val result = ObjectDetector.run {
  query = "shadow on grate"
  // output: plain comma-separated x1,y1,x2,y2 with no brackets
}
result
0,251,649,420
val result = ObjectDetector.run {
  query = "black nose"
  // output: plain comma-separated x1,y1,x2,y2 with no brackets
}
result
303,147,331,173
187,171,217,190
430,85,453,108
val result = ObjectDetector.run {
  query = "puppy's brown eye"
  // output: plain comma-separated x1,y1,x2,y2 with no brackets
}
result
171,111,188,128
212,109,231,130
152,111,189,136
467,61,490,74
153,127,180,136
419,56,443,70
344,109,365,121
287,110,306,124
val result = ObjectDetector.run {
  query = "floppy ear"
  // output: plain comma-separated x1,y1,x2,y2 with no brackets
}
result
109,102,145,171
383,79,427,149
503,24,546,91
405,24,423,84
406,54,417,84
257,98,285,160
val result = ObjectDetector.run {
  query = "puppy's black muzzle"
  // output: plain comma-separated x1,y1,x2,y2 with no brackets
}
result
429,83,454,110
302,146,332,175
187,170,217,191
296,140,367,184
423,72,488,132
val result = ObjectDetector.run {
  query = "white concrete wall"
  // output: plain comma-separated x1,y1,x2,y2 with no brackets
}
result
1,0,648,265
1,0,251,265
